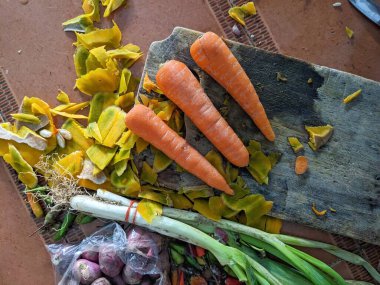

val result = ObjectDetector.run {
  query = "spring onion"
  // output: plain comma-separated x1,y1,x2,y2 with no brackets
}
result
71,195,282,285
72,191,378,285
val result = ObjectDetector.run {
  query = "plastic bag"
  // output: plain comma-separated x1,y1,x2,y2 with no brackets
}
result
47,223,170,285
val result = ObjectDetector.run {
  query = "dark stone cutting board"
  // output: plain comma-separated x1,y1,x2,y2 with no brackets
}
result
137,27,380,245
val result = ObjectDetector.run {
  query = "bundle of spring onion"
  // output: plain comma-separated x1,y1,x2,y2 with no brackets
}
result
71,190,380,285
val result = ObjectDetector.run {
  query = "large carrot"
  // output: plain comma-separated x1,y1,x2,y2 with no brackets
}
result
190,32,275,141
156,60,249,167
125,104,234,195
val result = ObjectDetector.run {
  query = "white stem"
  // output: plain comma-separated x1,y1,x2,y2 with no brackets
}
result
71,196,226,259
96,189,137,207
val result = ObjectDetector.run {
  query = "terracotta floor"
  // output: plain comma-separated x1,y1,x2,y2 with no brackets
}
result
0,0,379,284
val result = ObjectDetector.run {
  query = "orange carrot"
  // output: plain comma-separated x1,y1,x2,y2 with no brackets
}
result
190,32,275,141
295,156,308,175
125,104,234,195
156,60,249,167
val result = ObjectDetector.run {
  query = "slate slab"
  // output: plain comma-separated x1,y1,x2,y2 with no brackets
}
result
137,27,380,245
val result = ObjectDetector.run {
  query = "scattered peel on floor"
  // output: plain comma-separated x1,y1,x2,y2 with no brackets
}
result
312,203,327,217
82,0,100,21
0,123,47,151
305,125,333,151
62,13,94,33
102,0,126,17
56,90,71,104
345,26,354,39
75,21,122,49
75,66,120,96
343,89,361,104
74,45,90,77
26,192,44,218
228,2,256,26
50,109,88,120
11,113,41,124
3,144,38,188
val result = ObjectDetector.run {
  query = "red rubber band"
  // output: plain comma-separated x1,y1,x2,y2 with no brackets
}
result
125,200,136,223
132,206,138,224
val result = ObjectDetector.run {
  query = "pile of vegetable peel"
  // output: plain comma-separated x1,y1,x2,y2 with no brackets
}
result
0,1,281,237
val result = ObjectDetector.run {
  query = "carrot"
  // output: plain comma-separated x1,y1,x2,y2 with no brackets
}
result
156,60,249,167
295,155,308,175
190,32,275,141
125,104,234,195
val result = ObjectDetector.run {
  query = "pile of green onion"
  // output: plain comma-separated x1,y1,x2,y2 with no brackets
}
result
70,191,379,285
